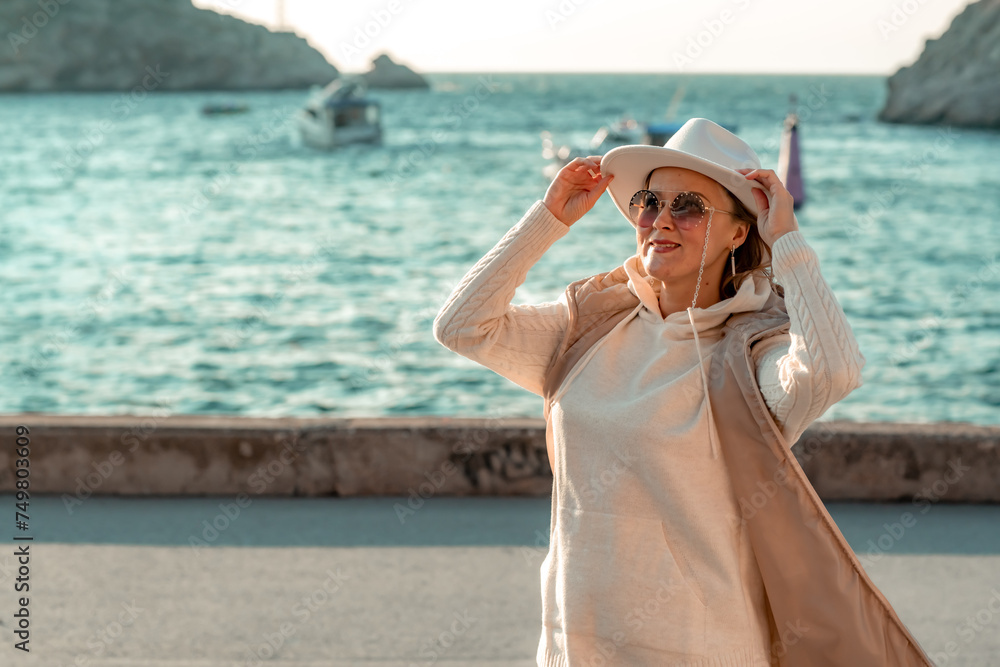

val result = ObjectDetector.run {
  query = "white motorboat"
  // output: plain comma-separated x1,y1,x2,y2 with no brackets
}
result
296,76,382,150
540,117,693,180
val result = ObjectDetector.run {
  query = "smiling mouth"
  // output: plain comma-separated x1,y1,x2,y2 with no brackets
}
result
650,242,680,252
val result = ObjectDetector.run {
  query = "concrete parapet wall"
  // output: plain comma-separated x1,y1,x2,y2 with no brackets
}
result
0,416,996,502
791,421,998,503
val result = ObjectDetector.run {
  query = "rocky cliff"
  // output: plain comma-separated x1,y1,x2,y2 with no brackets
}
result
0,0,338,91
879,0,1000,128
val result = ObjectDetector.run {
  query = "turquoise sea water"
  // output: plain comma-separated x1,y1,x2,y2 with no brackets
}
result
1,73,998,425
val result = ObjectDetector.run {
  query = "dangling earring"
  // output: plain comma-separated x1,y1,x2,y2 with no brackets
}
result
730,245,736,278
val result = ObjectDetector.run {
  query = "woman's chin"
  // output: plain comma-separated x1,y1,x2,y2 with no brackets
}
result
642,257,680,283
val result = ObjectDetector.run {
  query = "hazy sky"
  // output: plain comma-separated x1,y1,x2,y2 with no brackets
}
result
193,0,972,74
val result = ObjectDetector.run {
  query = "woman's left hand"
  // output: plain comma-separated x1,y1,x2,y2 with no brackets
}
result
736,168,799,247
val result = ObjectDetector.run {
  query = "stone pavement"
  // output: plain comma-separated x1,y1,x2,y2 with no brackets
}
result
0,495,997,666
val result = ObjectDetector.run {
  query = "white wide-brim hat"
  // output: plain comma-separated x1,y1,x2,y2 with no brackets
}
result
601,118,769,227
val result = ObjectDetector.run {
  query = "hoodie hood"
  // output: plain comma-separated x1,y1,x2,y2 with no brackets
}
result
623,253,772,459
550,254,775,461
622,254,771,333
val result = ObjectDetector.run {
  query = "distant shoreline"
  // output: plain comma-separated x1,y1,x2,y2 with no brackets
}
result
0,71,888,96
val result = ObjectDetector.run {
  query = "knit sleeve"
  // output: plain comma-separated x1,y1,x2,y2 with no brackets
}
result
432,200,572,397
751,231,866,446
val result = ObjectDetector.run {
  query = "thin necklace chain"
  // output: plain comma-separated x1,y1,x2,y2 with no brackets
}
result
689,213,713,311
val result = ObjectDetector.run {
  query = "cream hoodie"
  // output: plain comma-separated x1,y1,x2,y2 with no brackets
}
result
432,200,866,666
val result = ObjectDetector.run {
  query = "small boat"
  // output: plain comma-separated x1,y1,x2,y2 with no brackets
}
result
643,121,687,146
541,117,737,180
541,117,650,179
295,76,382,150
542,87,704,178
201,102,250,116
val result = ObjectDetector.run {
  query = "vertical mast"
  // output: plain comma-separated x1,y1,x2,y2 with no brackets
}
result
276,0,286,30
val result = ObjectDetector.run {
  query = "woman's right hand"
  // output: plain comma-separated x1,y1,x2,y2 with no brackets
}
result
542,155,614,227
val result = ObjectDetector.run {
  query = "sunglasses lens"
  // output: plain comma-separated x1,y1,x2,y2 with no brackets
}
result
629,191,659,227
628,191,708,229
670,193,706,229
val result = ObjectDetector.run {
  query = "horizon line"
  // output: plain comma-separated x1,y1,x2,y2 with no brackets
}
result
338,69,894,78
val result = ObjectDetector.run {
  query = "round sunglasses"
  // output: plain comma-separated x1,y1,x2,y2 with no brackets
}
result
628,190,736,230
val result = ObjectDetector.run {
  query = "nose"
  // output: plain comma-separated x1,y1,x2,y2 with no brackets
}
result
652,207,675,230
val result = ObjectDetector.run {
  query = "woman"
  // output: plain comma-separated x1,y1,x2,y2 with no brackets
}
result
433,119,933,666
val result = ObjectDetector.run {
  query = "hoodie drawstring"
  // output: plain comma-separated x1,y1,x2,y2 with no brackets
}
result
687,306,720,460
688,212,720,459
566,202,724,460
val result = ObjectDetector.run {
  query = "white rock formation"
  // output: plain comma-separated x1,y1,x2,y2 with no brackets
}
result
879,0,1000,128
